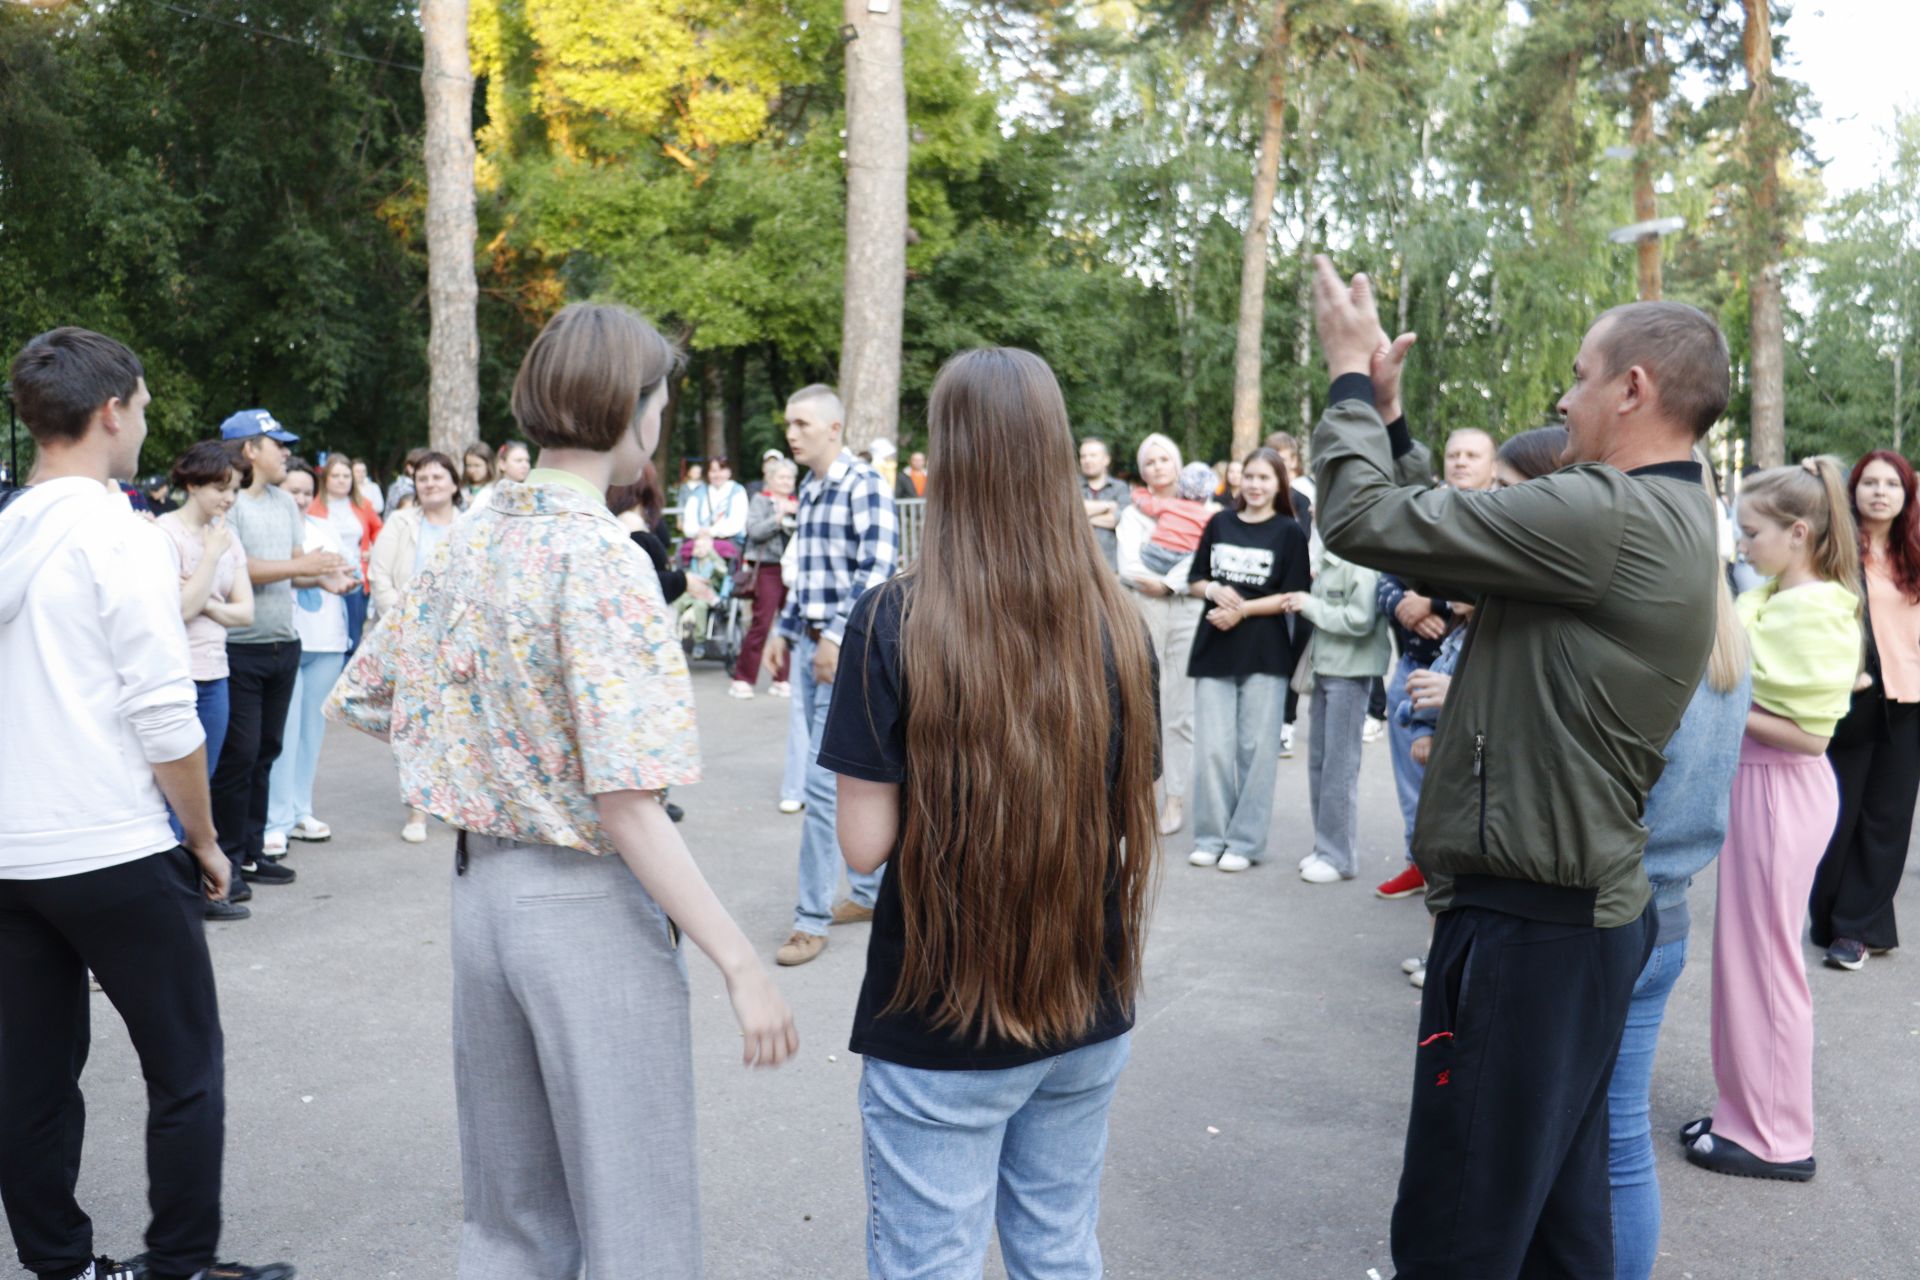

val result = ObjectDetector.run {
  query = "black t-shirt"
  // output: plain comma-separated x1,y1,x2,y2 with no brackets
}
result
1185,509,1312,680
819,583,1154,1071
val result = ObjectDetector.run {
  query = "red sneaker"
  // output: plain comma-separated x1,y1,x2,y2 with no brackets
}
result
1375,864,1426,900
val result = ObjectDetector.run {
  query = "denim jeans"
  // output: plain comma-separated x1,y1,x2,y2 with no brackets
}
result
860,1034,1131,1280
1190,673,1287,862
791,632,883,935
1606,934,1690,1280
1385,653,1427,862
266,648,347,838
169,678,230,842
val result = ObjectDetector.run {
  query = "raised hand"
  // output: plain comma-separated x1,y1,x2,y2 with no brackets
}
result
1371,331,1418,424
1312,255,1388,380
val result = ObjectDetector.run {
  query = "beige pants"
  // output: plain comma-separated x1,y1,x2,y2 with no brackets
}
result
1128,590,1202,799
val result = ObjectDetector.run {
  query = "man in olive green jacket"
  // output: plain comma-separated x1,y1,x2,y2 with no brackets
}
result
1308,258,1727,1280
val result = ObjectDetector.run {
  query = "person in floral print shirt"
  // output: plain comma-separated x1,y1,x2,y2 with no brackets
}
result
327,302,796,1279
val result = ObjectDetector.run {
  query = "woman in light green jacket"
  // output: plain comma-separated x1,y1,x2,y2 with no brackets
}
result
1279,553,1390,882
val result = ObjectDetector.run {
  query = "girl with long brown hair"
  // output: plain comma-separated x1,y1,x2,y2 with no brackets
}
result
822,347,1160,1278
1809,449,1920,971
1685,456,1861,1183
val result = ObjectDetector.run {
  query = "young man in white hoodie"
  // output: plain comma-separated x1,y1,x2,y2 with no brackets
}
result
0,328,294,1280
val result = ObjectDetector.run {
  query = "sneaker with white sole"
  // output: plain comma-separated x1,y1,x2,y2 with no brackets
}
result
289,816,331,842
1279,725,1296,758
1217,853,1253,873
769,681,793,698
1189,848,1222,868
1408,963,1426,989
1362,716,1384,744
1298,853,1317,871
261,832,288,857
777,799,805,815
1400,956,1426,974
1299,856,1342,884
400,821,427,843
728,680,755,699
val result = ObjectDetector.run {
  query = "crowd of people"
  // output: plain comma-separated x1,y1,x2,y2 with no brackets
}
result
1,260,1915,1280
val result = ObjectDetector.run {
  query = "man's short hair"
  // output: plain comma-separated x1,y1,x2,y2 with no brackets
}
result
511,303,680,451
1264,430,1300,458
1080,436,1110,454
1446,427,1494,450
9,327,144,445
787,383,844,425
1593,301,1731,440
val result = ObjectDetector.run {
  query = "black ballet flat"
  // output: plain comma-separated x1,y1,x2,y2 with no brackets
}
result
1685,1131,1815,1182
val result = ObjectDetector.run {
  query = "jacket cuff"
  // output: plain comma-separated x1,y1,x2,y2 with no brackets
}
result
1386,415,1413,459
1329,373,1375,412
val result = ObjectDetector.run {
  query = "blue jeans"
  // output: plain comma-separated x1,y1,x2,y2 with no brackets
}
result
266,649,347,838
860,1034,1131,1280
1606,934,1690,1280
169,678,230,842
342,584,368,654
791,632,883,935
1385,653,1427,861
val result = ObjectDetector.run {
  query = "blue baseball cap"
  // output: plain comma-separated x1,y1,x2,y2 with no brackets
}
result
218,409,299,444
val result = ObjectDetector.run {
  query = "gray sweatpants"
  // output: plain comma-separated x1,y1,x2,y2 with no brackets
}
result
1308,675,1371,878
452,832,701,1279
1190,672,1288,861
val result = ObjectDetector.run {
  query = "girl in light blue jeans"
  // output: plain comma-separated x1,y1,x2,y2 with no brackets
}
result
823,349,1161,1278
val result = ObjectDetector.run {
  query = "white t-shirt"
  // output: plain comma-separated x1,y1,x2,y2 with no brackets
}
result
292,515,352,653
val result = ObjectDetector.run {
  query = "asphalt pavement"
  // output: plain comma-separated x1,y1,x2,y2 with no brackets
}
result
51,667,1920,1279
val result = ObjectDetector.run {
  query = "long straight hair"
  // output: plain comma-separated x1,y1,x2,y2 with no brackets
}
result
1234,446,1294,517
1849,449,1920,603
885,347,1161,1048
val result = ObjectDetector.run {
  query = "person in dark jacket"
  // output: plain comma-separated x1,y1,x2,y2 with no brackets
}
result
1309,257,1726,1280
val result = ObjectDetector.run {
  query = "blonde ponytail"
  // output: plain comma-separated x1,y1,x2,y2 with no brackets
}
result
1698,456,1750,694
1739,456,1863,605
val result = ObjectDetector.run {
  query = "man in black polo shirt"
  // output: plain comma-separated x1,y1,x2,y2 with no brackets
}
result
1309,258,1725,1279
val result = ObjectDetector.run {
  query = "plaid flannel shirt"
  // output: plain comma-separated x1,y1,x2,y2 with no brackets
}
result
778,451,898,646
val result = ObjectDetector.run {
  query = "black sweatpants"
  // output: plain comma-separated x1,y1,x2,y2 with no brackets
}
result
1390,902,1654,1280
1810,702,1920,952
1368,676,1388,721
212,639,301,873
0,849,225,1280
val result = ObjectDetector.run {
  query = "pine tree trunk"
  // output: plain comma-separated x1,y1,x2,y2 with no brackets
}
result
1744,0,1785,467
1631,24,1663,302
1229,1,1290,461
839,0,908,453
703,359,726,462
421,0,479,456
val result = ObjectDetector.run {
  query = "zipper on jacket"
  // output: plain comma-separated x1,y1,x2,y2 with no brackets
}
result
1474,733,1488,856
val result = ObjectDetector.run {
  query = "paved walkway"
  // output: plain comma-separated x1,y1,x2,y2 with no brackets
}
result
56,669,1920,1278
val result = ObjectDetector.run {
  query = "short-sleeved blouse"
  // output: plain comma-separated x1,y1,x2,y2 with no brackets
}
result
326,477,700,854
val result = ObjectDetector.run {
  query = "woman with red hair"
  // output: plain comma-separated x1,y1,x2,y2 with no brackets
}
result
1810,449,1920,971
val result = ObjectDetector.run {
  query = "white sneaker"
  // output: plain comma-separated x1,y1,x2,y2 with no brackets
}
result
400,821,427,843
290,816,331,841
1362,716,1385,744
778,799,805,815
1279,725,1296,758
728,680,755,699
1400,956,1426,975
1217,853,1253,873
769,681,793,698
262,832,288,856
1299,856,1342,884
1408,963,1426,989
1298,852,1318,871
1189,848,1222,868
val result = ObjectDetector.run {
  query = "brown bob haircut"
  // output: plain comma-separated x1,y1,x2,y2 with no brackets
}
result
169,439,251,491
1593,301,1731,441
510,303,680,451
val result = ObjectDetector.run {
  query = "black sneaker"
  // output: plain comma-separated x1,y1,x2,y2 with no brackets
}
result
240,859,296,885
227,877,253,903
89,1257,145,1280
131,1260,297,1280
205,898,252,922
665,802,685,823
1825,938,1867,971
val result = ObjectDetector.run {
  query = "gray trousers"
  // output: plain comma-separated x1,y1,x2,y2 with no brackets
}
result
1190,673,1288,861
1308,675,1371,878
452,832,700,1279
1129,591,1202,799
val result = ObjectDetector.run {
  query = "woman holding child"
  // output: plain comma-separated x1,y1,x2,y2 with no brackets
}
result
1116,434,1210,836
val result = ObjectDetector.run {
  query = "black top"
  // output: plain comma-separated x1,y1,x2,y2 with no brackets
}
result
1185,510,1312,679
819,582,1154,1070
628,529,687,603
